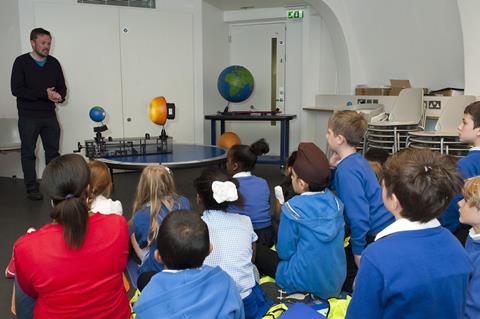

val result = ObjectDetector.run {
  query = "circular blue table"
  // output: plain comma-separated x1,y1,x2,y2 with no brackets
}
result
97,143,226,170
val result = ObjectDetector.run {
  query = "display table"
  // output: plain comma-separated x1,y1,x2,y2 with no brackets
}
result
205,113,297,166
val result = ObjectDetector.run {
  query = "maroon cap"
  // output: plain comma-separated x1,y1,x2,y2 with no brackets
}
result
293,143,330,189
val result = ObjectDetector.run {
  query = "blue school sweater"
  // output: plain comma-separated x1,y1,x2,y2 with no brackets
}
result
346,227,472,319
440,150,480,231
465,234,480,319
276,190,346,298
228,175,272,229
130,196,191,273
331,153,394,255
134,266,245,319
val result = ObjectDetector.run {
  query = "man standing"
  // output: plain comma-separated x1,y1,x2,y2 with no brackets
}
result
11,28,67,200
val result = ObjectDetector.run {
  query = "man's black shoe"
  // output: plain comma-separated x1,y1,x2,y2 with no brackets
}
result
27,191,43,201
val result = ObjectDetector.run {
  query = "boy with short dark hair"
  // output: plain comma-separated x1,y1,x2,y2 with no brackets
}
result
133,210,244,319
458,176,480,319
440,101,480,235
327,110,394,291
346,149,472,319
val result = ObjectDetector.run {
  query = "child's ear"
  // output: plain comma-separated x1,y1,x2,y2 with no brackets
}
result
196,193,202,205
298,178,309,193
208,243,213,255
154,249,163,264
336,134,347,145
232,161,239,172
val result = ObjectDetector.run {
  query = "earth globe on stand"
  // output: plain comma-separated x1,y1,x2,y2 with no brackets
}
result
217,65,254,104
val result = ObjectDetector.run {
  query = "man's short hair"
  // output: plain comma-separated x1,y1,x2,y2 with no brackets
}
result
156,210,210,270
464,101,480,129
383,149,462,222
463,176,480,210
328,110,367,146
30,28,51,41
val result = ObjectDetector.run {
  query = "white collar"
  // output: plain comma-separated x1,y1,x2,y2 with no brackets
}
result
469,228,480,241
300,191,324,196
233,171,252,178
163,269,182,273
470,146,480,151
375,218,441,241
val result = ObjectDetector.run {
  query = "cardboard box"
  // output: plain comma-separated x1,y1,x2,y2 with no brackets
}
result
355,87,391,96
389,79,411,96
429,88,464,96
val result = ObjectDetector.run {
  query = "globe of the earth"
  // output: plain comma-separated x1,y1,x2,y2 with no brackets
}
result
217,65,254,103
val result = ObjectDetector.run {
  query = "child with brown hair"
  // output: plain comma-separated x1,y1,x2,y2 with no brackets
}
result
327,110,394,292
88,160,122,215
440,101,480,237
130,165,190,275
458,176,480,318
346,149,472,319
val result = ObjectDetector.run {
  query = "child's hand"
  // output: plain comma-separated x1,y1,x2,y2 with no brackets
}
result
329,152,341,168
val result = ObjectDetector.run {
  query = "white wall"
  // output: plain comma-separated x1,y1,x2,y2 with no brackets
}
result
202,1,229,144
0,2,21,117
345,0,464,90
458,0,480,95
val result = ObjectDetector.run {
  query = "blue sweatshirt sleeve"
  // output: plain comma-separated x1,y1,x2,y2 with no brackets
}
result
336,168,370,255
277,204,298,261
345,256,384,319
132,210,149,248
465,239,480,319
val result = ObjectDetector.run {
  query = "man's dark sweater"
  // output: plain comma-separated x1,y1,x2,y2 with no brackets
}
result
11,53,67,118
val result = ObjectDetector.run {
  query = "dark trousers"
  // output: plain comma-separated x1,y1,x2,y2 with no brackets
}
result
255,244,280,278
18,116,60,192
255,225,275,248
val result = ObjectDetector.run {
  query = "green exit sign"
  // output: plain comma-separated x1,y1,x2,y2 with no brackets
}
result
287,9,304,20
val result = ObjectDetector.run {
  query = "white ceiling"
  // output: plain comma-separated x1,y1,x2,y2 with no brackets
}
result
203,0,307,10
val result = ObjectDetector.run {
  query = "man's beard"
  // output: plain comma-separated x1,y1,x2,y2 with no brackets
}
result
35,48,49,58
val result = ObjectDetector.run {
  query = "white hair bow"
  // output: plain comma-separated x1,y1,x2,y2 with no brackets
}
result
212,181,238,204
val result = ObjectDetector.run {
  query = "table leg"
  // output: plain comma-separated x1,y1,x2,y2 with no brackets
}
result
210,120,217,146
220,120,225,135
280,120,287,166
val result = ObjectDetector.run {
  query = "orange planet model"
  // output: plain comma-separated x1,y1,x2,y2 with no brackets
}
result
149,96,168,125
218,132,241,149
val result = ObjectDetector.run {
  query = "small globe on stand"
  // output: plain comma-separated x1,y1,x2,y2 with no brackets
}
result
218,132,241,150
89,106,106,123
217,66,254,109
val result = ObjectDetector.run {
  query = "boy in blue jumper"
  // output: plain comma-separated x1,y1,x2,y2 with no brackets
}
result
346,149,472,319
133,210,244,319
440,101,480,237
226,138,274,247
458,176,480,319
327,110,394,291
255,143,346,299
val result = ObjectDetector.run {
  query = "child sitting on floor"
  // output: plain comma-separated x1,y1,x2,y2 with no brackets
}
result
346,148,472,319
194,167,271,319
458,176,480,319
226,138,273,247
133,210,244,319
130,165,190,276
88,160,122,215
255,142,346,299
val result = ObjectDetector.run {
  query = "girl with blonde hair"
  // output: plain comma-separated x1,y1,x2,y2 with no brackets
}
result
130,165,190,275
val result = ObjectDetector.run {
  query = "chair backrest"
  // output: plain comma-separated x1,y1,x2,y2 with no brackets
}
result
389,88,424,123
435,96,476,132
0,118,21,150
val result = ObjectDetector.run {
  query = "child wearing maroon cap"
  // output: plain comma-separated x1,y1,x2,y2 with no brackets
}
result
255,143,346,299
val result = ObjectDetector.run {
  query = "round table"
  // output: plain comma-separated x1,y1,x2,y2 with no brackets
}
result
97,143,226,170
